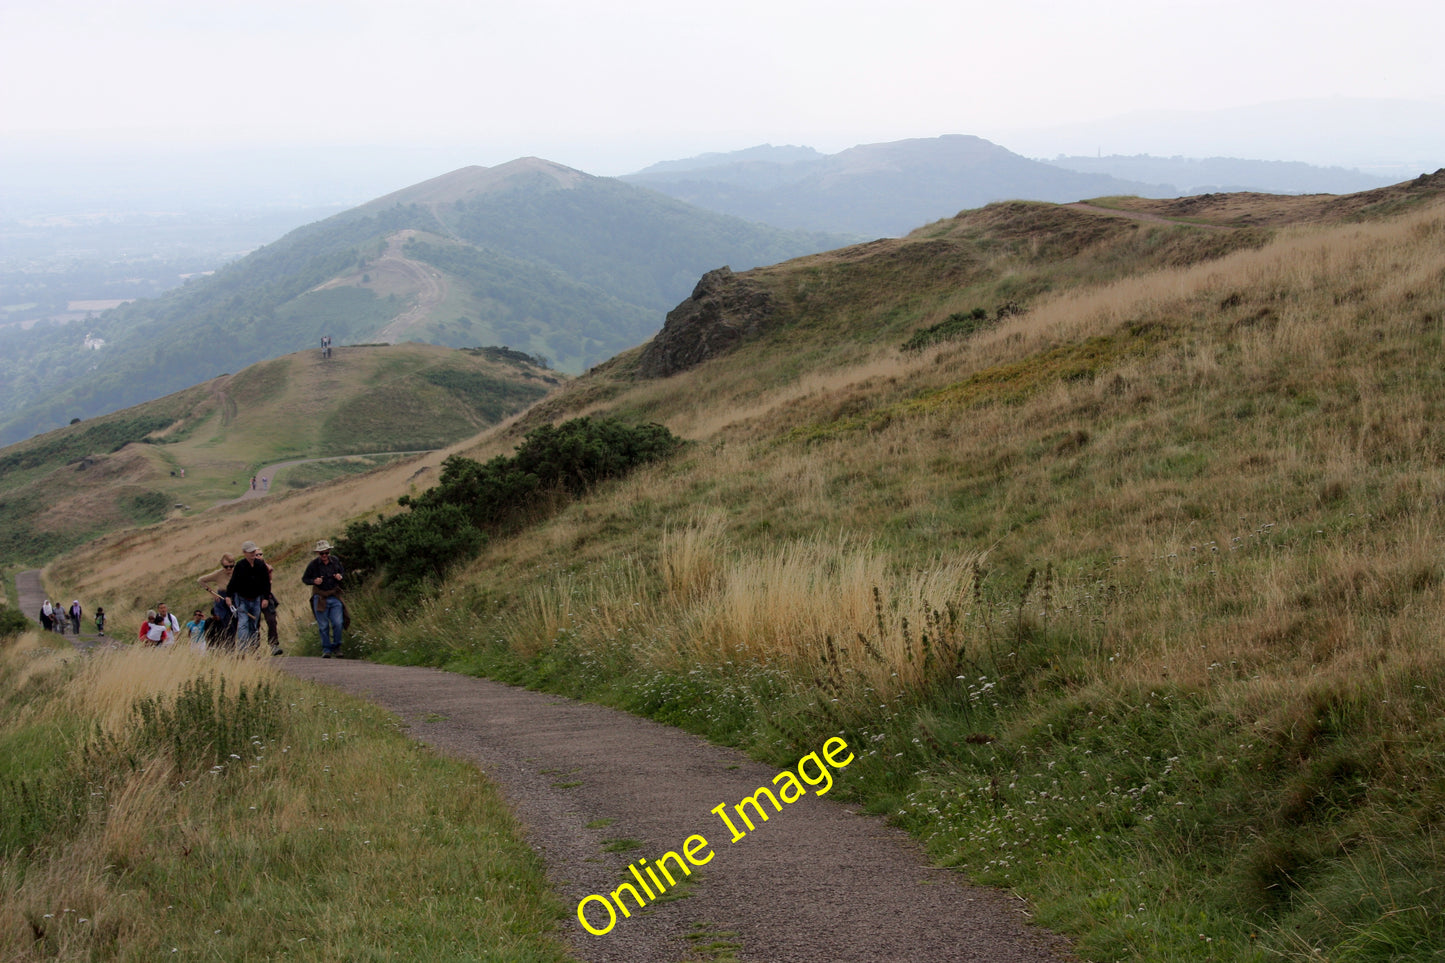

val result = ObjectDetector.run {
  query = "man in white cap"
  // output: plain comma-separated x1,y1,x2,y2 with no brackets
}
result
225,540,272,652
301,539,346,658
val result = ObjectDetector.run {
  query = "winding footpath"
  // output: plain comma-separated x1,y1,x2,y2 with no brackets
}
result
14,568,103,648
281,659,1075,963
215,450,434,506
1065,201,1235,231
14,570,1073,962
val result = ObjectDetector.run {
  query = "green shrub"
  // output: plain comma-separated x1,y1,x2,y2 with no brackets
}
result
114,676,279,777
338,417,682,597
124,490,170,524
902,302,1021,351
0,606,31,638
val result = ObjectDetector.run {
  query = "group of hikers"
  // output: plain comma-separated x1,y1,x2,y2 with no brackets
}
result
174,538,347,657
40,538,348,658
38,598,97,635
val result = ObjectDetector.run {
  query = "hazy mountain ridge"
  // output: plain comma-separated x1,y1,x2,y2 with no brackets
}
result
622,133,1420,237
621,135,1170,235
0,160,851,446
992,96,1445,176
7,135,1429,448
1043,154,1396,196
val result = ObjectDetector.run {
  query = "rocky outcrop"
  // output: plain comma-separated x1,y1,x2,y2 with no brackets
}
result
636,267,782,378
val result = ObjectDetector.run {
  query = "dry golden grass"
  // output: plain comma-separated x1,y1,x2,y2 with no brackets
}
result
413,195,1445,715
0,629,70,705
61,644,277,734
0,631,571,963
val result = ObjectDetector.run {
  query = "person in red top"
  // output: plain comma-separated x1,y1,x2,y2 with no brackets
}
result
139,609,171,646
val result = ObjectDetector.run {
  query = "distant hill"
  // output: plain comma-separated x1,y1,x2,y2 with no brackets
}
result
0,158,850,446
988,96,1445,177
1041,154,1396,196
619,134,1165,236
0,342,559,564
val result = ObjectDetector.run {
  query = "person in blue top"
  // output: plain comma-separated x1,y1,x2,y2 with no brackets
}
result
185,609,208,650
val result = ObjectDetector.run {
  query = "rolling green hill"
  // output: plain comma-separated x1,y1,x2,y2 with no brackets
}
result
0,342,559,564
40,170,1445,960
0,158,851,446
346,172,1445,960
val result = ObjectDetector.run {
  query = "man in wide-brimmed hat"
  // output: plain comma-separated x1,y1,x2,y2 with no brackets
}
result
301,539,346,658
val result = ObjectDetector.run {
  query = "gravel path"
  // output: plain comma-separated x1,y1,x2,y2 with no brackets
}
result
215,450,435,506
14,568,104,646
1065,201,1234,230
279,658,1075,963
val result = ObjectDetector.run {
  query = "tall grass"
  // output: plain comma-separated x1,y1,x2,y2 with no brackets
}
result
0,639,573,962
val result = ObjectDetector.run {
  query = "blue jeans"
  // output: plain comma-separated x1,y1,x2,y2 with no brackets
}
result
235,596,263,650
314,596,344,654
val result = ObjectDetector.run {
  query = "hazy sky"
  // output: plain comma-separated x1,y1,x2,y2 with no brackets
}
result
3,0,1443,179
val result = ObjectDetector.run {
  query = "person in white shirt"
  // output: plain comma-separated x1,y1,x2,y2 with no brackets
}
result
154,602,182,645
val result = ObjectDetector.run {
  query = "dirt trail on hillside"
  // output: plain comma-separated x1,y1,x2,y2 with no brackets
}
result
213,450,435,506
1066,202,1234,230
373,230,448,341
279,659,1075,963
14,569,104,646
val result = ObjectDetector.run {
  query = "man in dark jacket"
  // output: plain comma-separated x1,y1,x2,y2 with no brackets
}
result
226,540,272,652
301,539,345,658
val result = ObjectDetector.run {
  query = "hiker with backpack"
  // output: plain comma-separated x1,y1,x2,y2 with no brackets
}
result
153,602,181,641
206,591,238,650
301,539,346,658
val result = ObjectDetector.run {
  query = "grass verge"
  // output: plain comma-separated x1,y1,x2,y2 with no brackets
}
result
0,635,575,962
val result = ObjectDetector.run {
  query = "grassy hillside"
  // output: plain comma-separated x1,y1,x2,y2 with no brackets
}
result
41,172,1445,960
0,343,559,565
0,160,851,446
